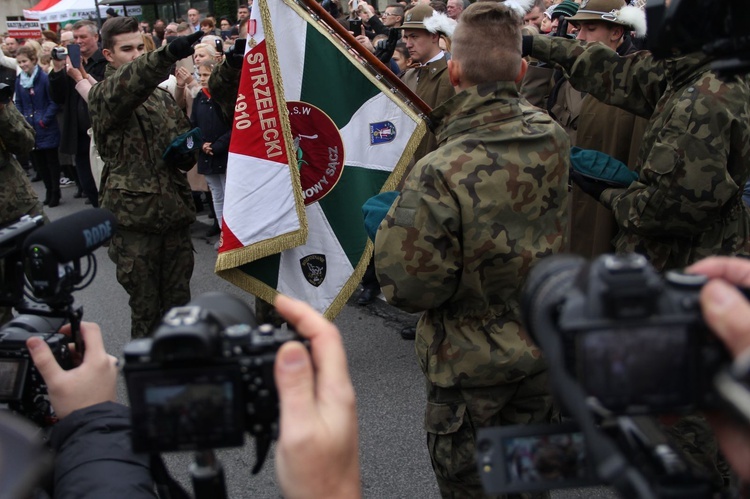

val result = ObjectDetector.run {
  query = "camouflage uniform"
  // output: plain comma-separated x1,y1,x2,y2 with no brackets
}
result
529,36,750,270
0,102,44,325
208,60,240,126
89,46,197,339
530,37,747,490
374,81,570,497
0,102,43,227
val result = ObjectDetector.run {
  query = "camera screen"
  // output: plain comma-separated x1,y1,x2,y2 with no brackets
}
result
127,366,245,452
502,432,589,485
0,358,27,401
577,325,692,411
477,422,596,494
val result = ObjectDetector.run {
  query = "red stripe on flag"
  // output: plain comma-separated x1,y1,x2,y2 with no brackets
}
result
218,220,243,252
229,40,288,164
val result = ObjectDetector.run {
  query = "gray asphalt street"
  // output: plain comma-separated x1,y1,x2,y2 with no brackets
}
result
32,183,615,498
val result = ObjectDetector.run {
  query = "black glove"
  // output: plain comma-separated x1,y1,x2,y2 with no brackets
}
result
570,169,610,202
522,35,533,58
374,27,399,65
167,30,204,60
224,38,246,70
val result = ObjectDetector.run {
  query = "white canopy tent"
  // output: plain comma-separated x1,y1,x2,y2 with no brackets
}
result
24,0,142,23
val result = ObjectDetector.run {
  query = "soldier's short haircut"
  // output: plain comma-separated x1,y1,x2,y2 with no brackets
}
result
451,2,522,85
101,16,139,51
72,19,98,37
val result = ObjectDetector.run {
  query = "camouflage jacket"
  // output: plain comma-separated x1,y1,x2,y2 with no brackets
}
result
208,59,240,126
530,36,750,270
0,103,42,227
89,46,196,233
374,82,570,389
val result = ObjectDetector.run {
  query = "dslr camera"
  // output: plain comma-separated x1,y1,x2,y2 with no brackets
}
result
521,253,728,415
0,211,115,426
477,253,747,498
123,292,304,473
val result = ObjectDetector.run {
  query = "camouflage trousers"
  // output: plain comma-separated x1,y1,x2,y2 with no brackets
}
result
662,414,731,492
426,371,557,499
108,227,194,339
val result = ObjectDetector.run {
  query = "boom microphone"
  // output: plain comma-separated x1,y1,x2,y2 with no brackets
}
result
23,209,118,263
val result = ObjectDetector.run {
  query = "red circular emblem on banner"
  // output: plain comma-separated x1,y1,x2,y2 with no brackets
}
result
287,101,345,205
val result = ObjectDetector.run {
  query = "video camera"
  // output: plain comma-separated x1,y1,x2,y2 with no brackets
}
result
123,292,306,476
0,210,116,427
476,253,750,498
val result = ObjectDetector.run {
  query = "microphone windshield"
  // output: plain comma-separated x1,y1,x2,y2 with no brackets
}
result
23,209,118,263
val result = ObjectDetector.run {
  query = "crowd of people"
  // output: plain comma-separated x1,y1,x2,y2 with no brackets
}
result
3,0,750,497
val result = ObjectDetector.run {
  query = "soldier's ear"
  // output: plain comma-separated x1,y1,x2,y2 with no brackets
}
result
514,58,528,85
447,58,461,89
102,48,114,64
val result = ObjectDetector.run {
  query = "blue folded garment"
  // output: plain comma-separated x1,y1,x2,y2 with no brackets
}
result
570,147,638,187
362,191,399,242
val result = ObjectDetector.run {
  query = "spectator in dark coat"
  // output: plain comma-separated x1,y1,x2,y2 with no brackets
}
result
49,19,107,206
191,60,230,238
14,46,62,207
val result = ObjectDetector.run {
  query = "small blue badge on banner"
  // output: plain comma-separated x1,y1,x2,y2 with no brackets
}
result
369,121,397,145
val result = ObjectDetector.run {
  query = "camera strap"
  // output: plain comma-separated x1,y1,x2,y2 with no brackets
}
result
150,453,191,499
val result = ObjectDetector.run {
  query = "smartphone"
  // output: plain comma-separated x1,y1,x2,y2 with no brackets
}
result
220,30,232,40
67,44,81,69
349,19,363,34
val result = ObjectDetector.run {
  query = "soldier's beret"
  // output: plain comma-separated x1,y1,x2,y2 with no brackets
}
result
163,127,203,161
570,147,638,187
362,191,399,242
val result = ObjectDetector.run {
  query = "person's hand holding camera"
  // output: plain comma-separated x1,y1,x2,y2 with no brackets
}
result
273,295,362,499
52,55,66,73
689,256,750,481
26,322,118,420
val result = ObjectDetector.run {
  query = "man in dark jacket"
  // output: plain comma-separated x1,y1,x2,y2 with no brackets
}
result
49,20,107,207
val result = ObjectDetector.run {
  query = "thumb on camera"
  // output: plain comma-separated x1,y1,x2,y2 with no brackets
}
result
275,342,315,414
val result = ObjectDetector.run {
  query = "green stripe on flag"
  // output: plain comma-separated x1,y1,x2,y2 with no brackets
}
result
319,166,391,268
240,253,282,289
300,26,380,128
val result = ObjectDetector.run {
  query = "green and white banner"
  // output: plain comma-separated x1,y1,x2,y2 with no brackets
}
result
216,0,426,318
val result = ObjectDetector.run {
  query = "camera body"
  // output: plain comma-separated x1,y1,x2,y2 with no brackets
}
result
522,253,729,415
123,292,302,456
0,318,72,426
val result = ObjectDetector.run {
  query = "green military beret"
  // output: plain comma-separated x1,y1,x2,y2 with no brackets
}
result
362,191,399,242
570,147,637,187
162,127,203,161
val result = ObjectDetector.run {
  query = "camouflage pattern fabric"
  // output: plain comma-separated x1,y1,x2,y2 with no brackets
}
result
426,372,557,498
89,45,196,234
0,103,43,228
208,60,241,126
89,45,197,338
663,414,729,492
374,81,570,390
530,36,750,271
108,228,194,339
